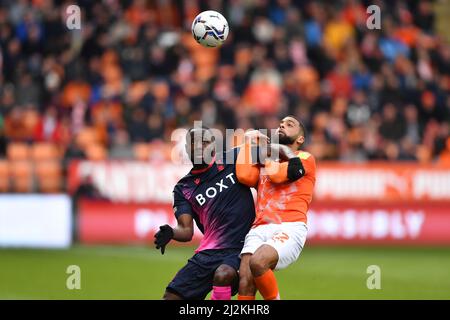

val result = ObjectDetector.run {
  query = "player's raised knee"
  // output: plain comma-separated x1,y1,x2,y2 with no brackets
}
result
213,265,237,286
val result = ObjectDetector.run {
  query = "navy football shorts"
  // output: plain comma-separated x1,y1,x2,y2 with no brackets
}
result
166,248,241,300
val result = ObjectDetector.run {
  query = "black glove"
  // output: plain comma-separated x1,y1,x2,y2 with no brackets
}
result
154,225,174,255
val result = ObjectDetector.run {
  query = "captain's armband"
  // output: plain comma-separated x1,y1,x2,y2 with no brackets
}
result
287,157,305,181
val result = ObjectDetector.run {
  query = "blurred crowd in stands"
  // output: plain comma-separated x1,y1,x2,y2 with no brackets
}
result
0,0,449,167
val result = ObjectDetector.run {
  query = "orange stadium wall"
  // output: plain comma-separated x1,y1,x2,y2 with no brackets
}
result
71,161,450,246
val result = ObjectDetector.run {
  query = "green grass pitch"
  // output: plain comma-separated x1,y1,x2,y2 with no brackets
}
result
1,245,449,299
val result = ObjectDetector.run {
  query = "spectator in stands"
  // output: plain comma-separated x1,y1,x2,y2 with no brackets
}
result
109,129,134,159
0,0,447,174
73,174,104,201
379,103,407,142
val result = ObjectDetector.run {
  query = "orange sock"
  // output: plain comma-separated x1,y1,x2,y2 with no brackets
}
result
238,295,255,300
254,270,280,300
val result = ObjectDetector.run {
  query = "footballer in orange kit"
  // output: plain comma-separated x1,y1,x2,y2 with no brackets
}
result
236,116,317,300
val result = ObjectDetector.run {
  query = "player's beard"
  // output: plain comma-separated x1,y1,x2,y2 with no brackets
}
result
278,133,296,145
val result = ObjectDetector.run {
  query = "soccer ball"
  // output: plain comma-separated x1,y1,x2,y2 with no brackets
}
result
191,10,229,48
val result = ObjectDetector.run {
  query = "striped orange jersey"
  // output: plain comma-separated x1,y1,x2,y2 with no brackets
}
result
236,144,316,226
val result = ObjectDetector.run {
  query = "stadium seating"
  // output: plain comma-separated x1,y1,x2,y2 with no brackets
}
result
0,160,10,192
35,161,62,193
0,0,448,193
10,161,33,193
7,143,31,162
133,143,151,161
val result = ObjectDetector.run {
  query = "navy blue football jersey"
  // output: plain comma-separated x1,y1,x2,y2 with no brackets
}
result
173,148,255,252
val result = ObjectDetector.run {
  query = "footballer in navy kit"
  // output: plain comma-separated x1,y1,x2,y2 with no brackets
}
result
154,126,256,300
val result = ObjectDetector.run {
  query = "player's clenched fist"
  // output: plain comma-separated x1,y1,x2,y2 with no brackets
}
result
154,225,174,255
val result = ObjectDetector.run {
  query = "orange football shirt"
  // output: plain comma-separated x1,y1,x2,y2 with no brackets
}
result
253,151,316,226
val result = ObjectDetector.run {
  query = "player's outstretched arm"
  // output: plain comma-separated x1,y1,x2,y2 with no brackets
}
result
154,214,193,254
264,146,306,184
235,141,260,188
